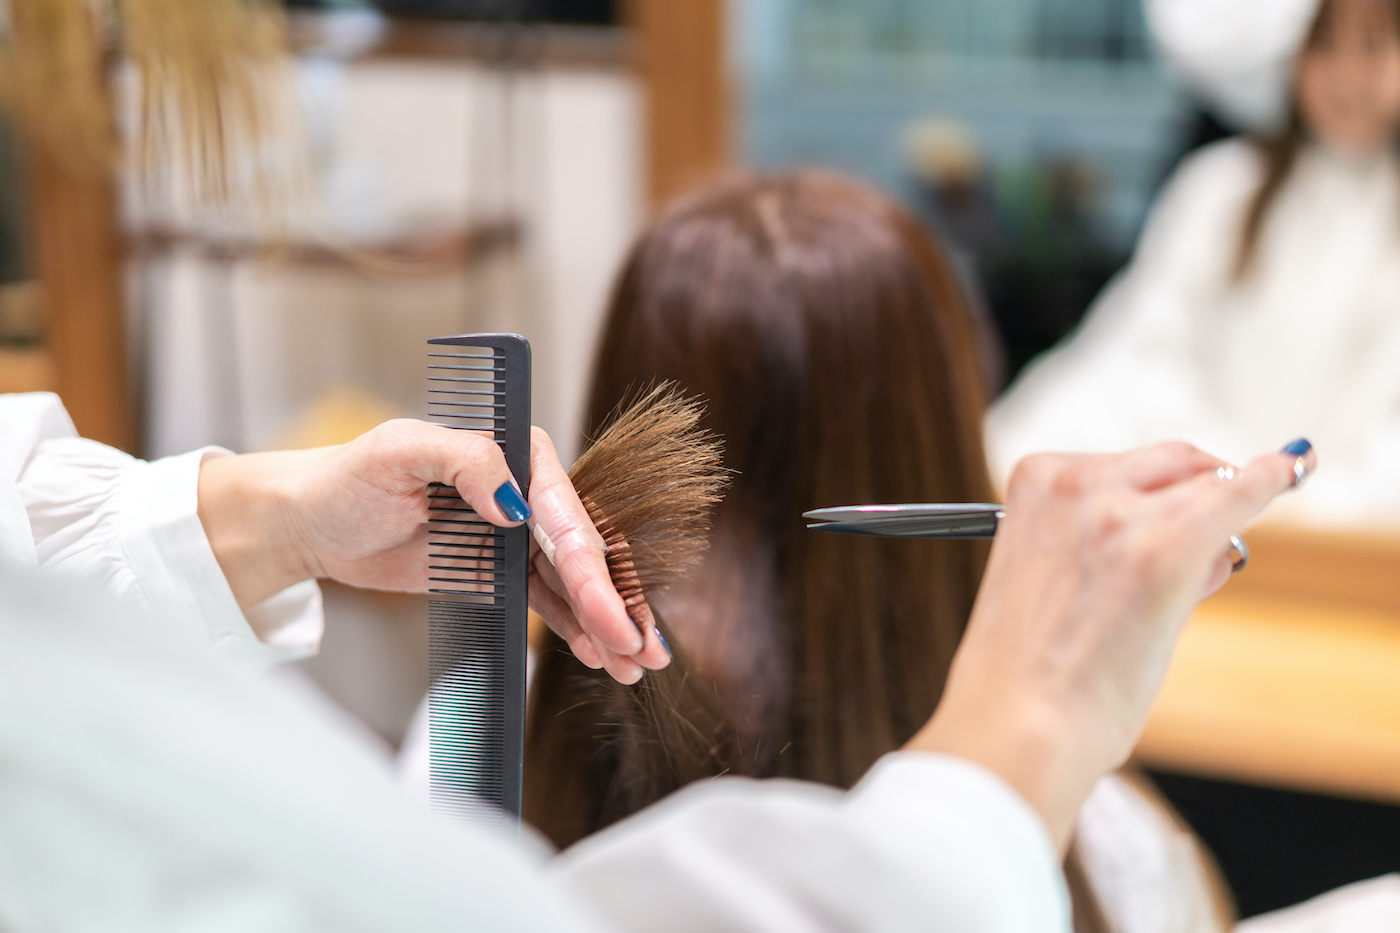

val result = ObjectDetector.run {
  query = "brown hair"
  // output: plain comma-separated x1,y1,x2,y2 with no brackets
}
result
525,170,1119,928
1236,0,1400,277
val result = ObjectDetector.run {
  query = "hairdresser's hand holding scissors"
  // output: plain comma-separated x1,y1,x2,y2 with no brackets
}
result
906,439,1317,850
197,419,669,683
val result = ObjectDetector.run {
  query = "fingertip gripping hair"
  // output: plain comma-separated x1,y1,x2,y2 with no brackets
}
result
566,383,728,623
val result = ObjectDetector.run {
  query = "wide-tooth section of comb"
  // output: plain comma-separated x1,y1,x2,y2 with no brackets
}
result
426,333,530,824
569,385,726,604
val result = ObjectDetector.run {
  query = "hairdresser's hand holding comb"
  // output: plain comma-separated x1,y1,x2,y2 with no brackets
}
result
906,439,1317,850
199,419,669,683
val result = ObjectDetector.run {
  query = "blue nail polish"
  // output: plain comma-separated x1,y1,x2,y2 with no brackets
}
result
1280,438,1312,456
493,481,531,522
656,628,672,656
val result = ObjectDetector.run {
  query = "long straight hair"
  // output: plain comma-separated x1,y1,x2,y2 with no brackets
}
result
524,171,1120,928
1236,0,1400,277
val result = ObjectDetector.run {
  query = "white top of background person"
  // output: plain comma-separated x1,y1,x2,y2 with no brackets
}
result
0,391,1313,931
988,0,1400,530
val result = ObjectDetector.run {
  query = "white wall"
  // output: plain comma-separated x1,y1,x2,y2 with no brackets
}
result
139,55,644,464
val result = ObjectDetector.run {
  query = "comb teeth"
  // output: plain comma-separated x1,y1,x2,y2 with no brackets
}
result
428,598,506,823
582,497,646,618
426,335,530,823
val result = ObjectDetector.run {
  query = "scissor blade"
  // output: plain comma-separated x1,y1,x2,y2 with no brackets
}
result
806,512,1001,539
803,503,1004,525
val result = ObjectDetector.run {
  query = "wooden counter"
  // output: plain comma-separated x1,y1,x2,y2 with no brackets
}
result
1137,525,1400,804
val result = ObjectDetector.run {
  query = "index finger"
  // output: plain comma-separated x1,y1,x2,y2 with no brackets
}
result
1174,441,1318,548
1104,440,1233,491
527,427,646,657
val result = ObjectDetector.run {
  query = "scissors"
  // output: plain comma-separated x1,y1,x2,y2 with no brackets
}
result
804,503,1250,572
803,503,1005,539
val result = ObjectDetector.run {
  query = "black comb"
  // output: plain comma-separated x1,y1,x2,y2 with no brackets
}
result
426,333,530,823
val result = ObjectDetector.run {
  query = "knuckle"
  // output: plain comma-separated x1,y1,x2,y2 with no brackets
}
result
460,432,504,470
1052,461,1094,497
1089,495,1130,537
1157,439,1199,460
1120,533,1163,580
1009,453,1059,494
530,425,556,456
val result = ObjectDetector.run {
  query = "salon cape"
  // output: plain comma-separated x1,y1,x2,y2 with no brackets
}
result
0,391,1067,933
988,139,1400,530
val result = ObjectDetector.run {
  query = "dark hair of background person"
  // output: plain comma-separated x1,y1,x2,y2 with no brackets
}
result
1236,0,1400,276
522,170,1188,932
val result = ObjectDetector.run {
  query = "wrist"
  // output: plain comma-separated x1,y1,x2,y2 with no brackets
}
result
905,683,1103,851
198,450,324,609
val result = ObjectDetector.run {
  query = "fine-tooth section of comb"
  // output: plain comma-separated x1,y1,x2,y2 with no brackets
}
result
426,333,530,824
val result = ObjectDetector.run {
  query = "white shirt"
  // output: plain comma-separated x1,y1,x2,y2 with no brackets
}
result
0,391,1069,932
988,139,1400,530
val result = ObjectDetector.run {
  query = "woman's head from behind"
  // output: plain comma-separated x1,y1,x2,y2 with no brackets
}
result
526,170,992,844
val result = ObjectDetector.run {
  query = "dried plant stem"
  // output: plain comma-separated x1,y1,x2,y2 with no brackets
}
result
0,0,302,212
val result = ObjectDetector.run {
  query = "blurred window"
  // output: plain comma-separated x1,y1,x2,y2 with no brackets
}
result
788,0,1151,69
736,0,1192,378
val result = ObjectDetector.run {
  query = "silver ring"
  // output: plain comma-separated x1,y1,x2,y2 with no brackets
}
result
1228,534,1250,574
1292,457,1308,488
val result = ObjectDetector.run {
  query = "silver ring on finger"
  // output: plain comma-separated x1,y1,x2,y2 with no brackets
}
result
1228,534,1250,574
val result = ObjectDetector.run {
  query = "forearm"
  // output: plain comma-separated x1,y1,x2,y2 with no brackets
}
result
198,449,331,609
904,685,1101,853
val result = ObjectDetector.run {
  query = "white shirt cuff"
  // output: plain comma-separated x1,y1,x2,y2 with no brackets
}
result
554,750,1068,933
119,447,324,669
845,751,1069,930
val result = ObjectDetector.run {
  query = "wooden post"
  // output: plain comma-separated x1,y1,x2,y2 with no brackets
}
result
626,0,731,207
27,143,133,451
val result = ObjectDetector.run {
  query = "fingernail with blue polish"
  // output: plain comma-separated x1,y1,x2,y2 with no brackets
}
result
655,628,672,657
1280,438,1312,456
494,481,531,522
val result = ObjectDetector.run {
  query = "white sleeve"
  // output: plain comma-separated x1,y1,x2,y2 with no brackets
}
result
0,564,605,933
985,142,1261,484
2,565,1065,933
1,392,323,668
1236,875,1400,932
552,752,1069,933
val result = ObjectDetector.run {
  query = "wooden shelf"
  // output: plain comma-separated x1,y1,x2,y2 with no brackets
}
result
0,345,57,394
287,12,634,71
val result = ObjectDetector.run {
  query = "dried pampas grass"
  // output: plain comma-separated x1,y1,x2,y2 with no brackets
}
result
0,0,116,171
124,0,298,211
568,383,727,615
0,0,300,210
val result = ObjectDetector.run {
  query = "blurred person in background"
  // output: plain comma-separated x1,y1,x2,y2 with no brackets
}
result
989,0,1400,530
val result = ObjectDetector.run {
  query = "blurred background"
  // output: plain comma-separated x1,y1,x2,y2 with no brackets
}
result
1,0,1396,921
